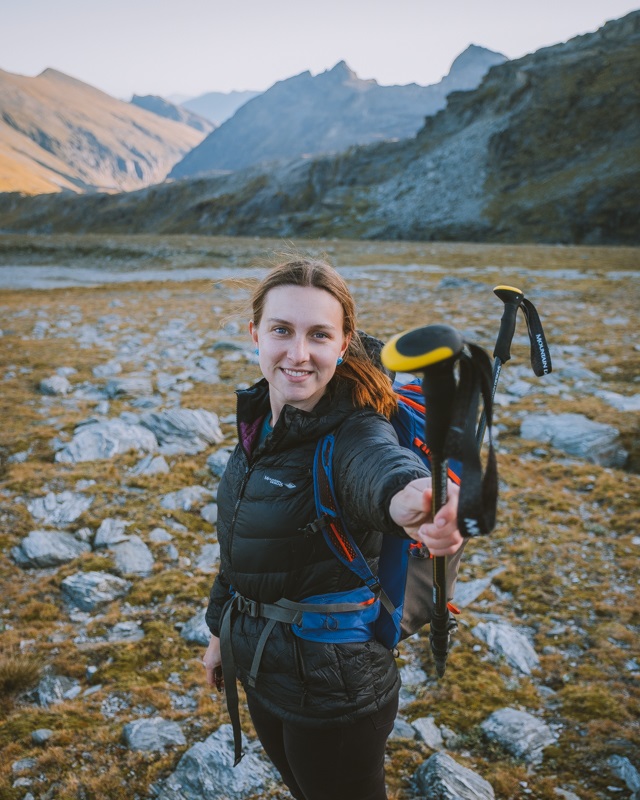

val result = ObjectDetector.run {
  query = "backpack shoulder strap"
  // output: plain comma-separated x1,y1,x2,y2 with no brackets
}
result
312,434,395,614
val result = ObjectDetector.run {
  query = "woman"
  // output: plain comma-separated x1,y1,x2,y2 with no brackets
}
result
203,258,463,800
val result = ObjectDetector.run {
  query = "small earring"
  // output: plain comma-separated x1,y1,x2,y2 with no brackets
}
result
336,357,344,366
254,348,259,355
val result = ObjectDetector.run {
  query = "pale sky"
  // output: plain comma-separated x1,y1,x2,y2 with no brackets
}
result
3,0,638,100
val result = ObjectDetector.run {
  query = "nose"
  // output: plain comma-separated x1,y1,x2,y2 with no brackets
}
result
288,335,309,363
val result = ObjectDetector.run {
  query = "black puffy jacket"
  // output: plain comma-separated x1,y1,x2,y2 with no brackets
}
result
206,378,429,727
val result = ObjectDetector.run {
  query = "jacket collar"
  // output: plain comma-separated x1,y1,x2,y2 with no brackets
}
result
236,378,354,455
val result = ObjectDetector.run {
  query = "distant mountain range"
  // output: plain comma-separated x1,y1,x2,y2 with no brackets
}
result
0,69,204,194
169,46,506,178
181,90,262,125
1,12,638,245
130,95,215,134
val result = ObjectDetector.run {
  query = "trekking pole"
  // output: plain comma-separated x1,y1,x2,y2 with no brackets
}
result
476,285,553,447
381,324,464,678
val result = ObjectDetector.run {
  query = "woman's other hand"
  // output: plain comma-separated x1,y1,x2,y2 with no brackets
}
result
203,635,224,692
389,477,463,556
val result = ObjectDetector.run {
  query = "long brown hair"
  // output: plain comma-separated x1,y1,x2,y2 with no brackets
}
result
251,258,397,417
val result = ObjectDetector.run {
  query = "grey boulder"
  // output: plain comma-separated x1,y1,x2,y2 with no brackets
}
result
123,717,186,751
472,621,540,675
94,518,131,548
55,419,158,463
39,375,72,396
157,723,276,800
27,491,94,528
180,609,211,646
160,486,211,511
111,536,155,576
414,752,495,799
480,707,557,764
141,408,223,455
36,674,82,707
61,571,131,611
12,530,90,568
520,412,627,467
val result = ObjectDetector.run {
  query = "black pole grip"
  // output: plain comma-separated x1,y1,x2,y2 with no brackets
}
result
420,360,457,458
493,286,524,363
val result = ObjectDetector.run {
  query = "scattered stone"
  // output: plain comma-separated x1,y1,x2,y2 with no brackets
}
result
180,609,211,646
207,448,233,478
158,723,276,800
608,755,640,795
61,571,131,611
31,729,54,744
11,757,37,772
554,789,582,800
480,708,557,764
93,361,122,378
595,390,640,412
160,485,212,511
123,716,186,752
520,413,627,468
55,419,157,463
200,503,218,525
195,543,220,573
39,375,71,396
454,568,505,608
36,674,82,707
412,716,444,749
400,664,429,687
94,518,130,548
27,491,94,528
141,408,224,455
414,752,495,800
11,530,91,568
105,374,154,398
108,621,145,642
111,536,155,576
165,543,180,561
75,526,93,543
129,454,170,476
149,527,173,543
472,621,540,675
390,717,416,740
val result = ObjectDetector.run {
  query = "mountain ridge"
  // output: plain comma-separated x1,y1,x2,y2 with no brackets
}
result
1,12,637,244
169,46,506,178
0,68,204,194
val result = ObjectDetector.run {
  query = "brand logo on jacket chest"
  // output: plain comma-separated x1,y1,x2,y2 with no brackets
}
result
264,474,297,489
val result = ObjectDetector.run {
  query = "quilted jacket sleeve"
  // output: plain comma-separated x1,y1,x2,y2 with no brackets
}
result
332,409,430,537
205,569,232,637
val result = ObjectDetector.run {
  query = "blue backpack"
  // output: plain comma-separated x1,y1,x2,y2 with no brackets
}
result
301,378,465,650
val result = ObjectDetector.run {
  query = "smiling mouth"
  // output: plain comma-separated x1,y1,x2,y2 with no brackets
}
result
282,368,311,378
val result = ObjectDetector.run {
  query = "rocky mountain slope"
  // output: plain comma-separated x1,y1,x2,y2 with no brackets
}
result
181,89,262,125
130,95,215,134
1,12,637,244
169,46,506,178
0,69,205,194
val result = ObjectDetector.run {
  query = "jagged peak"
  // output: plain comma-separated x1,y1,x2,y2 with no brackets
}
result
448,44,507,74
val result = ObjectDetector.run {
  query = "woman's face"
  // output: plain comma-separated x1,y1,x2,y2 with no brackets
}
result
250,284,350,422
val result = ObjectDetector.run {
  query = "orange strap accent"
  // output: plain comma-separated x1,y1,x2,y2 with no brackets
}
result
329,521,356,562
398,395,425,413
447,602,461,615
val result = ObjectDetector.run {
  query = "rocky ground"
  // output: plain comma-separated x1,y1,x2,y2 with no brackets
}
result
0,236,638,800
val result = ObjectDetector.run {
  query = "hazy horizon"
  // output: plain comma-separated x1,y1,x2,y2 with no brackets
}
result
3,0,639,102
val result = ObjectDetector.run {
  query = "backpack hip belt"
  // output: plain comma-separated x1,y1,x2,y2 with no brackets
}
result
220,586,385,765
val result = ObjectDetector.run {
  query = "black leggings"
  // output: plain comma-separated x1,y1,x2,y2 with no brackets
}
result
246,693,398,800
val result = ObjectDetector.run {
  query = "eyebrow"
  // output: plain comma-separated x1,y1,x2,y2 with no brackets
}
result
267,317,338,331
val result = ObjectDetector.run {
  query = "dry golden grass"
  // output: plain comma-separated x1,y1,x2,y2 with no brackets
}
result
0,234,638,800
